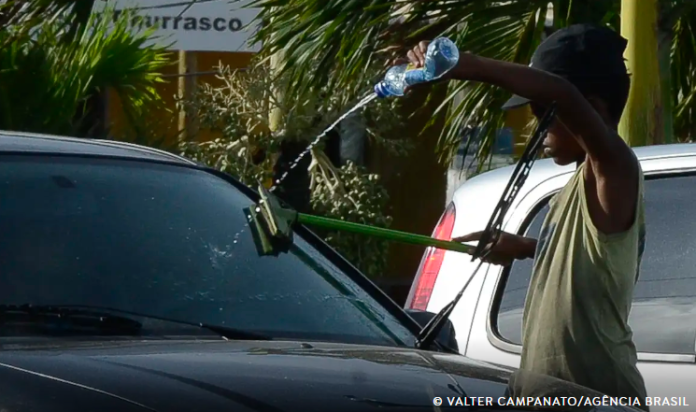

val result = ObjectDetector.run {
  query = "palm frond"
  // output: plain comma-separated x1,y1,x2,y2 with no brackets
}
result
247,0,552,166
0,1,95,48
421,1,548,167
0,3,170,136
248,0,398,107
247,0,696,165
671,3,696,141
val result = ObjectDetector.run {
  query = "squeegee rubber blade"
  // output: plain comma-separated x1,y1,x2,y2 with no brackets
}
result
257,186,283,238
244,207,277,256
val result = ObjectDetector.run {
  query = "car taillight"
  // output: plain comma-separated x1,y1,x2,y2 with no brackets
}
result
406,202,456,310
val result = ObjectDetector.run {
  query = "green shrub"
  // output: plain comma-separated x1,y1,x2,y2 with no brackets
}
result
178,60,409,278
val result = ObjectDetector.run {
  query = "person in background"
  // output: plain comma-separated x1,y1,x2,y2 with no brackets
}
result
400,24,648,410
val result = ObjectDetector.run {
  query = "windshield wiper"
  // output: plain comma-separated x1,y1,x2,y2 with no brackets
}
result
0,304,143,334
0,304,272,341
415,104,558,351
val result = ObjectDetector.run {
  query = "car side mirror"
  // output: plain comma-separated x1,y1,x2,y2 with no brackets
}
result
404,309,459,352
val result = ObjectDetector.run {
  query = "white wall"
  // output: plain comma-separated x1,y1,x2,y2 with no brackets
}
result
92,0,261,52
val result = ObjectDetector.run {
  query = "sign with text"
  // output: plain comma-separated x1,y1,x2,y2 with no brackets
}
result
92,0,261,52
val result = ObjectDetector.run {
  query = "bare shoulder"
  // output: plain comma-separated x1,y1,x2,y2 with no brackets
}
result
585,131,640,233
589,130,638,180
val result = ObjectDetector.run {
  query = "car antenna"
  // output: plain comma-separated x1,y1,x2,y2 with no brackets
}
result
415,102,558,351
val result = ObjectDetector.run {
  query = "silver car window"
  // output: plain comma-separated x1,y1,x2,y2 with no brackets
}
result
496,174,696,355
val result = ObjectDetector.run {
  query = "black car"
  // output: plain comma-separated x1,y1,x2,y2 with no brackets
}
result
0,131,637,412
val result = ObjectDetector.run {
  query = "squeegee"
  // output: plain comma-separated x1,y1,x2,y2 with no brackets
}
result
245,185,475,257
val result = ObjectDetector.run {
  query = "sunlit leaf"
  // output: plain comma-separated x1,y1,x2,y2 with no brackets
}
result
243,0,696,166
0,1,170,137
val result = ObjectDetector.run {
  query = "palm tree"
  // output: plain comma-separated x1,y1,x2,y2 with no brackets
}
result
0,0,171,138
620,0,663,147
246,0,696,167
666,1,696,142
1,1,97,51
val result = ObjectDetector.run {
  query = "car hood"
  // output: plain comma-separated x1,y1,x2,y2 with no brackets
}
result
0,339,629,412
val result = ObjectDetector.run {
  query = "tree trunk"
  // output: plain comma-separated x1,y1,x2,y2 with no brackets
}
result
178,51,199,141
268,52,284,135
657,27,674,143
657,2,675,144
267,19,284,189
619,0,663,146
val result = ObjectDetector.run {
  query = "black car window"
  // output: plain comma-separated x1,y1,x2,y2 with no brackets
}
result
495,174,696,355
0,155,416,347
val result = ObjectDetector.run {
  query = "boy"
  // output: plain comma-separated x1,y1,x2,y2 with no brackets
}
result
402,24,648,405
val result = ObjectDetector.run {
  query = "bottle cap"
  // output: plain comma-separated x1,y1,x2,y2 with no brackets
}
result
373,82,388,98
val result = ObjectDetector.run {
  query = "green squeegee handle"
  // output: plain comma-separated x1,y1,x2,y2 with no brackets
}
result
296,213,474,255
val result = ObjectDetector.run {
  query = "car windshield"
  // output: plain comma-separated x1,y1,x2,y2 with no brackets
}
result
0,155,416,347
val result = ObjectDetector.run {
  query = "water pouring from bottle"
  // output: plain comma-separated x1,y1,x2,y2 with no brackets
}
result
269,92,378,192
268,37,459,192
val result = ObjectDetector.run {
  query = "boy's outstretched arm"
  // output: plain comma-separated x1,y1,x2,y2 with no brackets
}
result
455,54,638,234
451,54,629,164
406,42,639,234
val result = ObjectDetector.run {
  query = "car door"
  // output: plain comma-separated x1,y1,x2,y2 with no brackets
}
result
466,157,696,408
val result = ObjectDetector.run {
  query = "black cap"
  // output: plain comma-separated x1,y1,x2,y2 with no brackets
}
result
502,24,629,110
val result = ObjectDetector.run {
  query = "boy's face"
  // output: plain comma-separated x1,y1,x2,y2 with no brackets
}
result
530,103,585,166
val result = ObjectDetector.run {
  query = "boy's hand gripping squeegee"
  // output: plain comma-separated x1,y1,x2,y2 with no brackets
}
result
245,185,475,257
414,102,558,351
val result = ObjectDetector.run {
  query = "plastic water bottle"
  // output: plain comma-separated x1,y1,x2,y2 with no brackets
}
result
374,37,460,98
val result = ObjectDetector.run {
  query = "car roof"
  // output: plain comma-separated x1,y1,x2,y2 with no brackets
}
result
459,142,696,191
0,130,196,165
450,142,696,215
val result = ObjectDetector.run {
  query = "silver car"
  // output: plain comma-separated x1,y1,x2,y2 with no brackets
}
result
406,143,696,410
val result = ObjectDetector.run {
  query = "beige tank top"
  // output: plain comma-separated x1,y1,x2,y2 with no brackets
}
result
512,161,648,408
